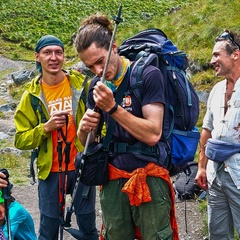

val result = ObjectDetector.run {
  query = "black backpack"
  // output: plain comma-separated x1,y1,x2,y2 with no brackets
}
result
173,161,201,200
118,28,200,175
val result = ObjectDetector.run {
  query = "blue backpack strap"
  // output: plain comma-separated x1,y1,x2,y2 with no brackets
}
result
165,104,175,139
167,66,192,107
127,52,159,100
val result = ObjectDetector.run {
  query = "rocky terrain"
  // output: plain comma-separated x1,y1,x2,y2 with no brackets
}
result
0,54,206,239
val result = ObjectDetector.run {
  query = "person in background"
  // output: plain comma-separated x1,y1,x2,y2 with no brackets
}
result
74,14,178,240
14,35,98,240
0,171,37,240
195,29,240,239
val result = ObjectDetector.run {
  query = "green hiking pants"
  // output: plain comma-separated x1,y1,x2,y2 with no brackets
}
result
100,176,173,240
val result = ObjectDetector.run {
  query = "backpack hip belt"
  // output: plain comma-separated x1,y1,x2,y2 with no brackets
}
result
109,141,159,158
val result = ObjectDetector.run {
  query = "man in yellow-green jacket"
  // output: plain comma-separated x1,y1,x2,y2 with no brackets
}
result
14,35,98,240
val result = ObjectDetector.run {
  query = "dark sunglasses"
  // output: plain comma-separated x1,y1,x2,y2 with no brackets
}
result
219,32,240,49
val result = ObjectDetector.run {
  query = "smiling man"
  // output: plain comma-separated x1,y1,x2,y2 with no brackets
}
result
195,29,240,239
14,35,98,240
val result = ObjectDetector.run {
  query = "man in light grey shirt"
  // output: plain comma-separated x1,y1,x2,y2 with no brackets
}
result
195,29,240,239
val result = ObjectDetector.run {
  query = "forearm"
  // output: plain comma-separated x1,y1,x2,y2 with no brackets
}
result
92,82,163,146
198,128,212,169
77,109,101,146
195,128,212,189
77,128,96,146
110,103,163,146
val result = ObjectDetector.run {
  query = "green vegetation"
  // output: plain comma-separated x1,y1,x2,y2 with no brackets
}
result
0,151,31,185
1,0,240,90
197,200,208,236
8,83,26,101
0,0,193,61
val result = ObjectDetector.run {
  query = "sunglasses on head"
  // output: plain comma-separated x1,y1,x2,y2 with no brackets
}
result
219,32,240,49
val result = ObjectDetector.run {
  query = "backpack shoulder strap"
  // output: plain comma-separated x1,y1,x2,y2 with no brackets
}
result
79,75,89,105
30,94,39,112
126,52,159,100
29,94,46,185
30,94,47,123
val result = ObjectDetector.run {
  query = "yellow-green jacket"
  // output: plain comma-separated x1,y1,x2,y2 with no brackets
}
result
14,69,90,180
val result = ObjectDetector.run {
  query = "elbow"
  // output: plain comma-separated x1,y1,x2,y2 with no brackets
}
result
14,133,36,150
14,141,25,150
14,136,22,149
14,139,27,150
145,134,162,146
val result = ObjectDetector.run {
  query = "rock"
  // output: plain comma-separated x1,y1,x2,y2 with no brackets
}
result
0,132,8,140
11,70,35,85
141,12,152,20
0,102,17,112
69,61,94,78
7,127,16,136
196,90,209,103
0,147,22,155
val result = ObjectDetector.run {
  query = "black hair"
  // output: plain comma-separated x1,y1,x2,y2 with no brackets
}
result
215,29,240,54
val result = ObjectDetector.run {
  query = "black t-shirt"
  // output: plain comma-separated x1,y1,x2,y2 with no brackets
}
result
87,65,165,171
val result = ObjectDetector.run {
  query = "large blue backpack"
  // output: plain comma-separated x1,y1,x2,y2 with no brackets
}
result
118,28,200,175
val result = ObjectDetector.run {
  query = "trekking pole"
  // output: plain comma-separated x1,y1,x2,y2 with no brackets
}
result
4,199,11,240
57,129,64,240
61,116,71,222
64,3,123,235
88,2,123,137
29,148,38,185
100,3,123,85
1,169,12,240
63,116,71,211
58,115,72,239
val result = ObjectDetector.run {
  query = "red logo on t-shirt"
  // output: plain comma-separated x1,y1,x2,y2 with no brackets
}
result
124,95,132,107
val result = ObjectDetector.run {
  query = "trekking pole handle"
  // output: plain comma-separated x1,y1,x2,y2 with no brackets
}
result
57,138,63,167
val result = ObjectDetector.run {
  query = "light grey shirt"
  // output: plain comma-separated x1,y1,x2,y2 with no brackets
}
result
203,78,240,188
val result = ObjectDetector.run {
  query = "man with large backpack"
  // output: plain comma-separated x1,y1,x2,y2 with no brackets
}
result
75,14,179,240
14,35,98,240
118,28,200,176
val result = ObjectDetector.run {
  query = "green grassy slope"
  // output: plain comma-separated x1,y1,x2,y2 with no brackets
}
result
1,0,240,62
1,0,240,124
0,0,192,60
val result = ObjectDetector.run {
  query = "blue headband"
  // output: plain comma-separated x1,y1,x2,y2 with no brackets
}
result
35,35,64,73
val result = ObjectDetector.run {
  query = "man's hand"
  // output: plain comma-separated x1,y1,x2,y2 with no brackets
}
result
93,81,115,112
44,110,69,133
77,109,101,146
195,167,208,190
79,109,101,133
0,172,8,189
